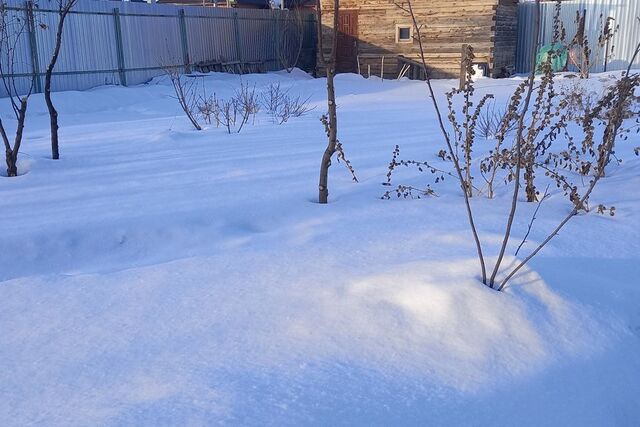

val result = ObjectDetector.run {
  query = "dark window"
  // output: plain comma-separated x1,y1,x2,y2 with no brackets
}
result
397,27,411,42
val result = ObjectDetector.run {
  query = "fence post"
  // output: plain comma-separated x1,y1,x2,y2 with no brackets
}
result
112,8,127,86
274,12,280,70
178,9,191,73
25,1,42,93
233,11,243,74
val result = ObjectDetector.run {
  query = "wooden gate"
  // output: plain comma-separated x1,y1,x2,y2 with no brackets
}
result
336,10,358,73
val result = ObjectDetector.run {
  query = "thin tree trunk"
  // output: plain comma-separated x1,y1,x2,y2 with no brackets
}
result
317,0,339,204
488,0,541,287
318,65,338,203
45,12,68,160
4,98,27,177
400,0,487,283
6,150,17,177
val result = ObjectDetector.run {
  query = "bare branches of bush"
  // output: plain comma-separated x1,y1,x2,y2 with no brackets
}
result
234,81,260,133
381,184,436,200
476,101,517,140
445,84,494,197
383,144,452,199
558,78,598,121
490,4,639,288
514,184,550,257
498,72,640,289
261,82,314,124
394,0,640,291
197,81,259,134
164,67,202,131
215,97,237,134
165,68,312,133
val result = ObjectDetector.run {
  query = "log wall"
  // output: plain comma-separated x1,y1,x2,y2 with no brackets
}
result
318,0,518,79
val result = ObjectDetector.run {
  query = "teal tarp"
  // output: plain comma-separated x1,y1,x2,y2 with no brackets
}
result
536,43,568,72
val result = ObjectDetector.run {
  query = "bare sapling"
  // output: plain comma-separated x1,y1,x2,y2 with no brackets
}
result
316,0,357,203
44,0,78,160
0,2,36,177
164,67,202,130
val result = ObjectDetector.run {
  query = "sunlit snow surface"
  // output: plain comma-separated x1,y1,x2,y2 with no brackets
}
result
1,70,639,425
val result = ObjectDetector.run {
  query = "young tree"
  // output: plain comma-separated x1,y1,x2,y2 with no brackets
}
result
315,0,357,203
316,0,340,204
44,0,78,160
0,2,36,177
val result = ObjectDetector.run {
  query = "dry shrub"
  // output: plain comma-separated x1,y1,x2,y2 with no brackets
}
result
197,81,259,134
260,82,314,124
164,67,202,131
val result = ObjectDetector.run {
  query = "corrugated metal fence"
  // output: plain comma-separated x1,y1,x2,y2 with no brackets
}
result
1,0,317,96
516,0,640,74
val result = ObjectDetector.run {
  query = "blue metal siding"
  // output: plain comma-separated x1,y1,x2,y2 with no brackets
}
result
516,0,640,74
1,0,316,96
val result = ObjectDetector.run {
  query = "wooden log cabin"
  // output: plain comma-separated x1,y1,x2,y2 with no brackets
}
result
317,0,518,79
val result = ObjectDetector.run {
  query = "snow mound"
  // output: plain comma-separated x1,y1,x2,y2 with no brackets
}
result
283,258,615,391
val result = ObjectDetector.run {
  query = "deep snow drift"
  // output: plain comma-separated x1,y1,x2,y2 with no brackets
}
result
1,70,639,425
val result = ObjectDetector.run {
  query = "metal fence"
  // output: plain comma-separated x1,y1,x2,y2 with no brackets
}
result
516,0,640,74
0,0,317,96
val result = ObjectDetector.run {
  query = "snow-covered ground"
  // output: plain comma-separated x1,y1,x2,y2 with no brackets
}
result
1,70,639,426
